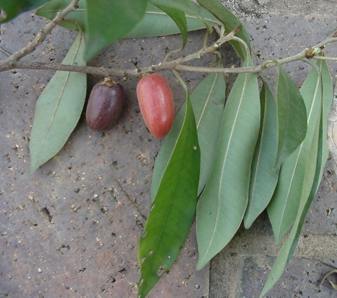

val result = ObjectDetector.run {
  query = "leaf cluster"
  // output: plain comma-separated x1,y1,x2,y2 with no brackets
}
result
0,0,334,297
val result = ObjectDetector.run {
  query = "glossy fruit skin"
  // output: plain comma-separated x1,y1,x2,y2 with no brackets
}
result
136,73,175,139
86,81,126,130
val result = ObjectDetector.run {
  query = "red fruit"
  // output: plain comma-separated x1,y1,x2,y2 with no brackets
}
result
86,79,126,131
136,73,175,139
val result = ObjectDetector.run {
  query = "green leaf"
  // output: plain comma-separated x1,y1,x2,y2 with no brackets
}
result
196,57,260,269
129,3,215,38
193,74,227,194
244,83,279,229
261,123,320,297
149,0,219,27
29,32,87,172
152,3,188,46
268,63,323,244
36,0,86,30
138,97,200,298
0,0,48,23
320,61,334,169
151,73,226,199
261,62,333,295
196,0,251,59
84,0,147,60
275,69,308,167
36,1,212,39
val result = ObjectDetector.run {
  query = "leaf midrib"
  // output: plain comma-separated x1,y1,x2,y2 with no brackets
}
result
275,66,322,238
142,100,191,274
201,73,249,261
45,33,83,134
197,74,218,129
249,90,269,202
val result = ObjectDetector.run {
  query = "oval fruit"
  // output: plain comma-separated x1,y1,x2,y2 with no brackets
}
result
136,73,175,139
86,78,126,130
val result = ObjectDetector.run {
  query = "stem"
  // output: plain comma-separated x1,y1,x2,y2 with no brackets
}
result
0,0,79,68
0,13,336,77
314,56,337,62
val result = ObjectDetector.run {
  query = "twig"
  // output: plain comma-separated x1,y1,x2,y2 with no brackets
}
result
0,28,237,75
0,0,79,68
314,56,337,62
0,21,336,77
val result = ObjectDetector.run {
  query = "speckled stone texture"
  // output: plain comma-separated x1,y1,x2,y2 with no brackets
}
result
0,13,210,298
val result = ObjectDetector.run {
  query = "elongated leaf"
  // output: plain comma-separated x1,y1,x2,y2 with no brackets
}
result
196,0,251,59
275,69,307,167
244,83,279,229
196,57,260,269
84,0,147,60
193,74,227,194
149,0,219,27
261,124,320,297
138,98,200,298
268,63,323,244
321,62,334,169
261,62,333,294
151,73,226,199
129,3,215,38
152,3,188,46
29,32,87,172
0,0,48,23
36,2,211,39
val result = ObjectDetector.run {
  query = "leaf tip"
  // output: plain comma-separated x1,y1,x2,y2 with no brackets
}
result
243,216,253,229
196,256,208,271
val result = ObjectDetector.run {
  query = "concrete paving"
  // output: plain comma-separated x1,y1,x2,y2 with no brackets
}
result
0,13,210,298
0,1,336,298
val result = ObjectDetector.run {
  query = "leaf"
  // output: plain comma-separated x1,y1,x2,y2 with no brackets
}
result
261,63,333,297
29,32,87,172
36,0,86,30
261,62,333,295
84,0,147,60
244,83,279,229
138,97,200,298
151,73,226,199
268,64,323,244
152,3,188,46
275,69,308,167
149,0,219,27
193,74,227,194
196,0,251,59
37,1,212,40
0,0,48,23
196,57,260,269
321,61,334,169
129,3,216,38
261,124,320,297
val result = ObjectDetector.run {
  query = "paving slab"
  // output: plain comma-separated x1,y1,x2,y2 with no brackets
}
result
0,12,212,298
1,1,337,298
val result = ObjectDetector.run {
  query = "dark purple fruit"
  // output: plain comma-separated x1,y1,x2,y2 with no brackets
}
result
86,78,126,130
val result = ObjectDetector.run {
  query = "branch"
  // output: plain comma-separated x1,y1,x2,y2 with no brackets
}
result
0,0,79,68
0,22,336,77
0,28,237,76
314,56,337,62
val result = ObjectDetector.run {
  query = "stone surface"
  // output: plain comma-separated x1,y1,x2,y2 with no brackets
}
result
1,1,337,298
0,13,210,298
